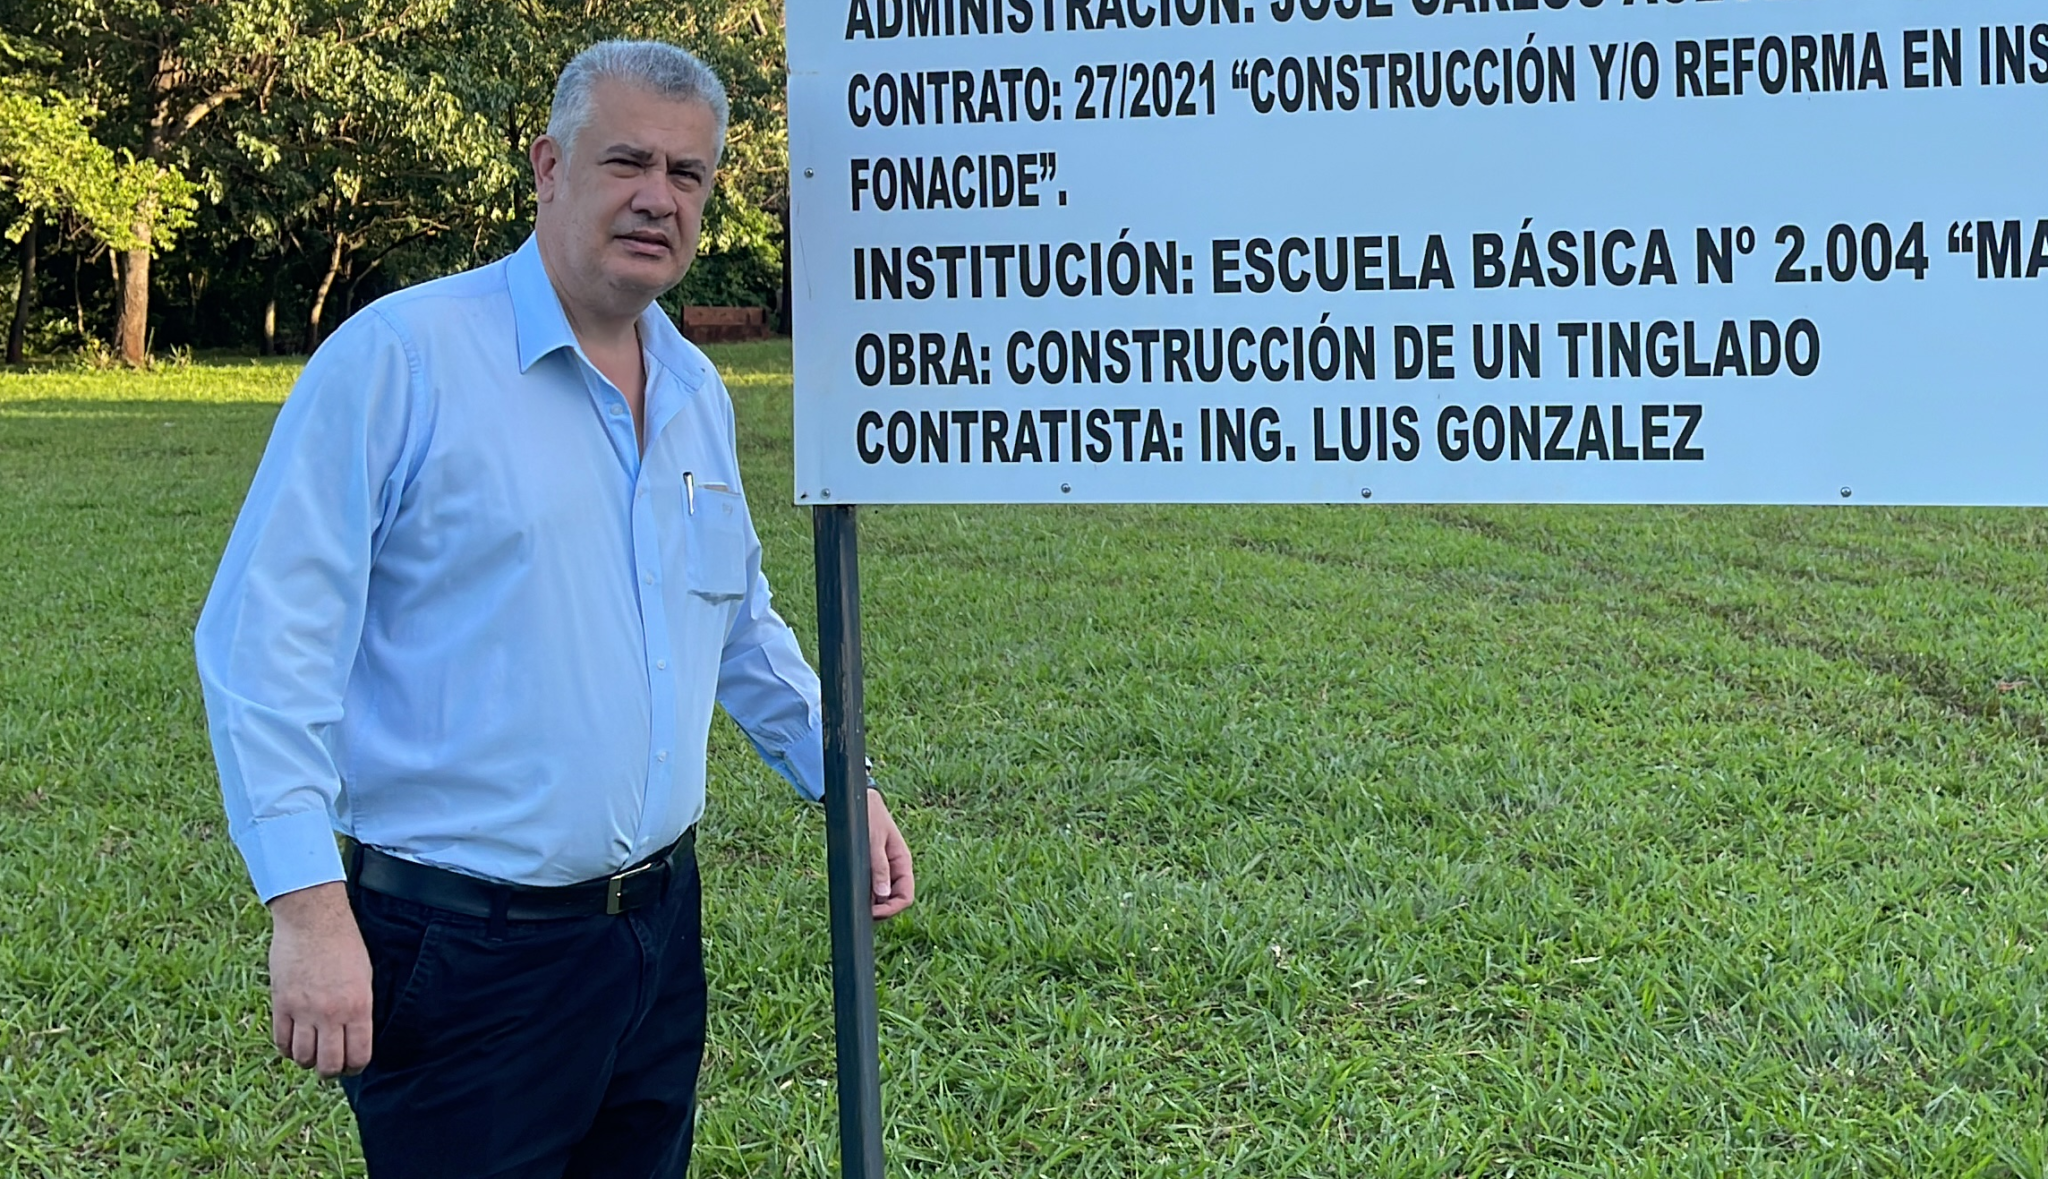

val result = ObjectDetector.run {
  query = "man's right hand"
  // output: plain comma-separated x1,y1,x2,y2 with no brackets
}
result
266,881,374,1078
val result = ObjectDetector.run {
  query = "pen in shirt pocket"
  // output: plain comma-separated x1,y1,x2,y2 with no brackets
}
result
684,472,735,515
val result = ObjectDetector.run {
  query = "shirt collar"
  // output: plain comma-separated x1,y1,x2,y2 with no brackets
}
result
506,234,704,395
507,235,577,374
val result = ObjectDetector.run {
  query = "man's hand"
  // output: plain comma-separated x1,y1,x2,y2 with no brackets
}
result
267,881,374,1078
866,791,915,920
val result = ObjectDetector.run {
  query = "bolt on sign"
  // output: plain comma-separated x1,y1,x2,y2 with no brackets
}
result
789,0,2048,505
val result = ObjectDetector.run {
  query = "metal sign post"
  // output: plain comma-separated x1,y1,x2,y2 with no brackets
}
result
811,503,884,1178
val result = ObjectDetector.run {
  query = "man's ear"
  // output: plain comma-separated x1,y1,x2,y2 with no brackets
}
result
531,135,564,203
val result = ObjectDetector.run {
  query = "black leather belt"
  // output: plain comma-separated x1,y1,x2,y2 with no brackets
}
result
342,830,694,920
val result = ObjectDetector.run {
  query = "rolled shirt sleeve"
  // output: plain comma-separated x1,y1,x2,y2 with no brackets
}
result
194,311,420,901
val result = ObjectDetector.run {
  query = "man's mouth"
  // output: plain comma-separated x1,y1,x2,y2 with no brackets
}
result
617,231,672,254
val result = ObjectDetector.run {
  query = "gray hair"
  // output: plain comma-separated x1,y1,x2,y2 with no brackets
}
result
545,41,730,161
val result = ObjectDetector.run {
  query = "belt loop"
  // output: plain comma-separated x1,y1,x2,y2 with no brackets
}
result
487,887,510,941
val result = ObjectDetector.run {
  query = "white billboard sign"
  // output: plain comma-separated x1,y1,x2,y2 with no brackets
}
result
788,1,2048,504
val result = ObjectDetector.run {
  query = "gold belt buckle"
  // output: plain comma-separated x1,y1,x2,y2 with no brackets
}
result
605,860,659,915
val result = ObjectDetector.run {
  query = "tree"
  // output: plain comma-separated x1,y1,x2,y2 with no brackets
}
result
0,81,196,361
3,0,796,356
7,0,485,362
201,5,521,348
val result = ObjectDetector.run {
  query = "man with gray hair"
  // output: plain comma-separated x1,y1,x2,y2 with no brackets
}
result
195,40,915,1177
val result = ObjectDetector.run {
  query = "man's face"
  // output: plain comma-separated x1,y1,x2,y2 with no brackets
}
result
532,78,721,320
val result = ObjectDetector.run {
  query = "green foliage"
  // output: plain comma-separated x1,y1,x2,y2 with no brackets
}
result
9,348,2048,1173
0,0,791,355
670,189,783,309
0,84,197,253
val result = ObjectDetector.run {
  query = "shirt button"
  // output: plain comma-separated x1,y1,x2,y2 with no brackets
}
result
642,572,655,585
655,659,668,670
657,750,669,763
610,404,625,416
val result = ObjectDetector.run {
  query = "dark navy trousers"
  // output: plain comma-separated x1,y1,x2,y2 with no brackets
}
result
339,858,707,1178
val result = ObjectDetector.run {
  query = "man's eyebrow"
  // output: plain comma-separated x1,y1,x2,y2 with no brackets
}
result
599,144,711,172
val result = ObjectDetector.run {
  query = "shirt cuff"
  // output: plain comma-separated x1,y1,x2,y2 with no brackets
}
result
785,719,827,803
233,807,346,903
748,718,827,803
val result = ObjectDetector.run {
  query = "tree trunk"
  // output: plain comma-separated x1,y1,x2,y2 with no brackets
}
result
261,259,280,355
116,231,151,366
120,66,244,367
306,233,346,352
8,220,37,365
340,226,439,318
341,259,375,316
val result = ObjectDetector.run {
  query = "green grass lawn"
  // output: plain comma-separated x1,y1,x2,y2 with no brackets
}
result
5,345,2048,1176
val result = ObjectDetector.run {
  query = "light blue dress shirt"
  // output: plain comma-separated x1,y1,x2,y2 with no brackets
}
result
196,236,824,902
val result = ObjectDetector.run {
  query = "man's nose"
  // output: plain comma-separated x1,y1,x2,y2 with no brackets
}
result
630,171,677,220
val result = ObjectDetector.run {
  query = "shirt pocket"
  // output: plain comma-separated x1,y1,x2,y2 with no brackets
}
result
683,486,749,602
